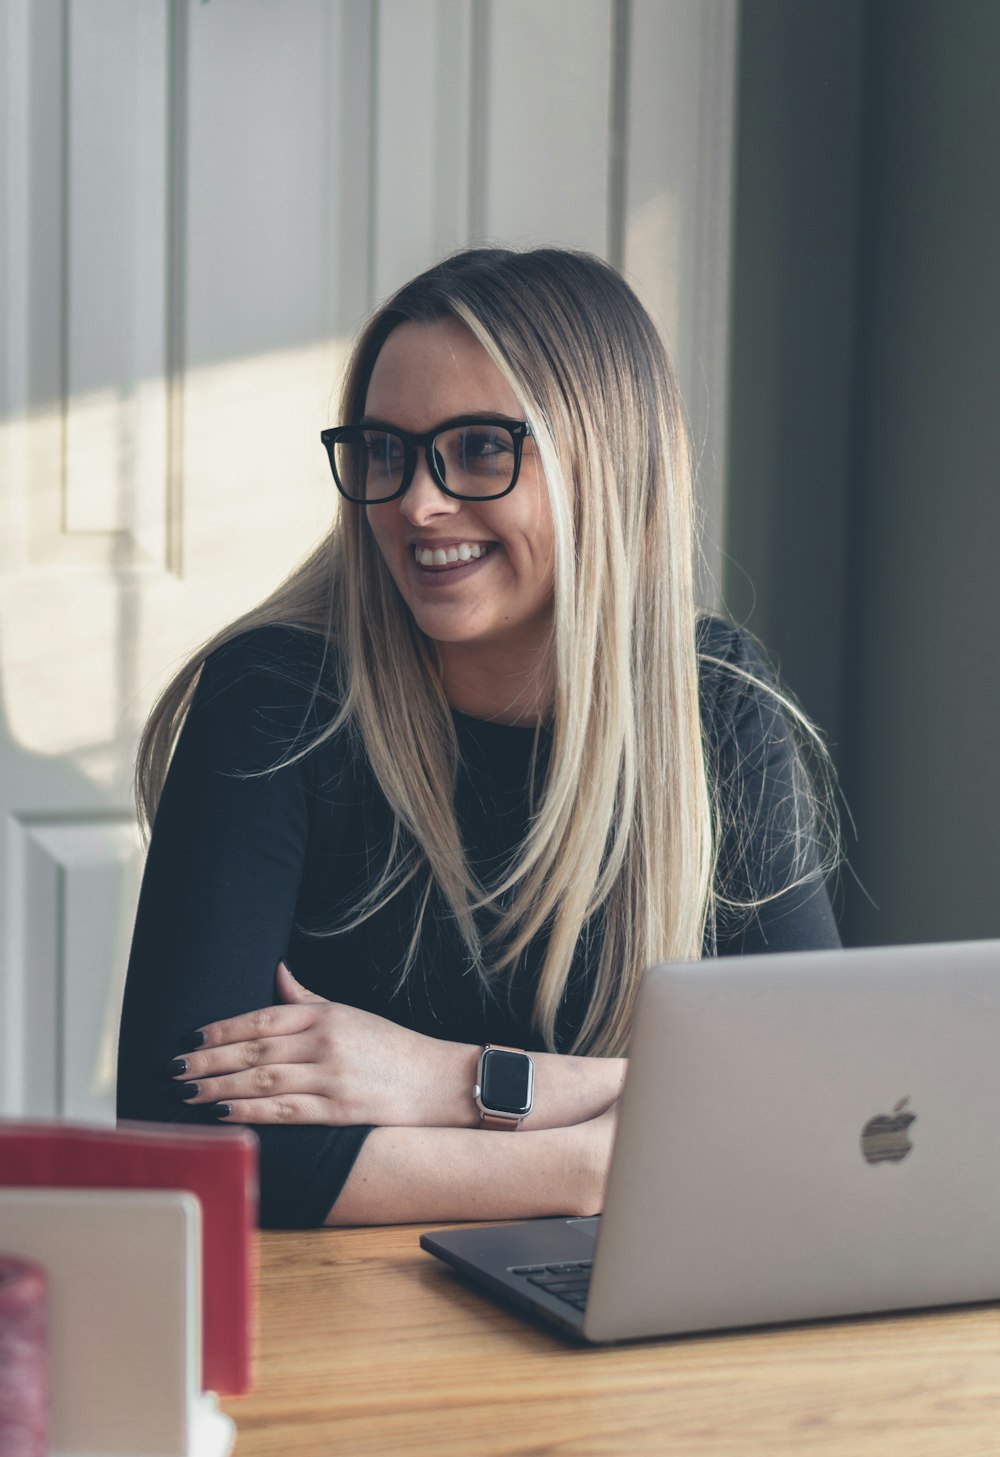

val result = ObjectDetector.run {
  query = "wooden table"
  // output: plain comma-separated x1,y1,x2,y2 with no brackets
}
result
223,1225,1000,1456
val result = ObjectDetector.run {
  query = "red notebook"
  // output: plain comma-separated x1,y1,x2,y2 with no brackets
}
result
0,1120,258,1395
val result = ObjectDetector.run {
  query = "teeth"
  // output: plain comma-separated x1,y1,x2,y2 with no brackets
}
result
416,543,486,567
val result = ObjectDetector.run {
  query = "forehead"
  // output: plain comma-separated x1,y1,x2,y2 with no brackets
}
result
363,318,521,429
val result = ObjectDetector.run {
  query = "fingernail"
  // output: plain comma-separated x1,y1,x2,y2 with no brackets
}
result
181,1030,206,1052
177,1082,200,1101
210,1103,231,1120
167,1057,188,1076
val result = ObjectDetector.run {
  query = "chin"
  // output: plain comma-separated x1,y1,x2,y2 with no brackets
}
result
413,616,483,646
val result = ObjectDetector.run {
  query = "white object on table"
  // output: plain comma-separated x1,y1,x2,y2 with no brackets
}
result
0,1188,234,1457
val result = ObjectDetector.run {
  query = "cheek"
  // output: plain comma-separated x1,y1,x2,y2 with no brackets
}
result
364,511,398,567
500,474,553,553
527,493,556,570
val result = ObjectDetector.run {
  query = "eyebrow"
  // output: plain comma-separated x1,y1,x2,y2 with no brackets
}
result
357,410,519,430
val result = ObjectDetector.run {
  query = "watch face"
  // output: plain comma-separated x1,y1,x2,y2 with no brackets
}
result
481,1049,533,1116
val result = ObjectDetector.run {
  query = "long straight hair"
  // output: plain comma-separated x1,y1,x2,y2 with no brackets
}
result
136,248,822,1055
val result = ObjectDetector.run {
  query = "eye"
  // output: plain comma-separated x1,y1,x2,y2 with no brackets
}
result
464,429,511,458
362,433,409,486
363,431,405,462
450,426,515,475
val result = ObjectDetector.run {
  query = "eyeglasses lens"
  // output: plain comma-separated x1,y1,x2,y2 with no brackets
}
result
332,424,516,501
333,432,403,502
434,425,516,497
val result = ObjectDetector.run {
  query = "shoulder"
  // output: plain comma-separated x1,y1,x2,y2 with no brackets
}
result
696,613,774,681
696,617,840,950
191,623,346,756
199,624,341,705
696,614,781,746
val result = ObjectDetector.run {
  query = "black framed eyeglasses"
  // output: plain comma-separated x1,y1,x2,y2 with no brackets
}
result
320,414,532,504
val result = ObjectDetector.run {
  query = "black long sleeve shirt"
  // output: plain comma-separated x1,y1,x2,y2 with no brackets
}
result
116,617,840,1226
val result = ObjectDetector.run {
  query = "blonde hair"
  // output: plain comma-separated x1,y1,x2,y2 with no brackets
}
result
136,247,833,1056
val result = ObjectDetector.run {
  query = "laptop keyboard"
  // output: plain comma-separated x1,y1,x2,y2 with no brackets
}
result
510,1260,593,1311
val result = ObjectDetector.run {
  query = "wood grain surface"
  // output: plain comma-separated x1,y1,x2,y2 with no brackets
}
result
222,1226,1000,1456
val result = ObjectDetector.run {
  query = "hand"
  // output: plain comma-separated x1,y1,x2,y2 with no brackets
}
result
168,962,477,1128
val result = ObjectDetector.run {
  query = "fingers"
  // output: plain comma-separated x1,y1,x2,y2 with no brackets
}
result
182,1002,316,1054
213,1093,333,1126
275,960,326,1004
175,1061,328,1110
170,1031,316,1083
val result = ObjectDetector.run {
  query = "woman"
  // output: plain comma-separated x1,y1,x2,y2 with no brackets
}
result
116,247,839,1228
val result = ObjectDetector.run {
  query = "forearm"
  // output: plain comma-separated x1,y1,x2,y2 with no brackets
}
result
526,1051,625,1129
434,1042,626,1131
325,1114,613,1226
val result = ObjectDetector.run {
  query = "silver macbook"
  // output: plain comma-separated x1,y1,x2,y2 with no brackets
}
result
421,939,1000,1342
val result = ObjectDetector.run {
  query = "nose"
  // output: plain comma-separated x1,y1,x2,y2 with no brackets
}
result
396,451,459,525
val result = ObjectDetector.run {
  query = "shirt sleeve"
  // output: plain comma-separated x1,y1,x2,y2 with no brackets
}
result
116,627,373,1228
699,619,842,956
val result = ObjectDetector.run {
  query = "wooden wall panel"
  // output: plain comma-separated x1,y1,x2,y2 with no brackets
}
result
5,1,66,570
329,0,375,329
624,0,737,603
8,818,142,1122
180,0,352,589
6,2,174,571
372,0,474,303
63,3,170,566
184,0,341,367
478,0,615,253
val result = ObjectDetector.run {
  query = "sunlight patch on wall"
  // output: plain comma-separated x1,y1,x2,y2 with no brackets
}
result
0,336,350,783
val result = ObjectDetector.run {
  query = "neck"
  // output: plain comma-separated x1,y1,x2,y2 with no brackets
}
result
438,640,554,726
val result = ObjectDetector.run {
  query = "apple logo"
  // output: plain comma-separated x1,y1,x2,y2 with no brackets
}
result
861,1097,916,1164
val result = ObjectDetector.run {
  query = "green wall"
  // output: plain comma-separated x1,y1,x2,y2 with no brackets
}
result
726,0,1000,945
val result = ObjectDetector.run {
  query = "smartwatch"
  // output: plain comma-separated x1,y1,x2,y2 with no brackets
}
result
474,1044,534,1130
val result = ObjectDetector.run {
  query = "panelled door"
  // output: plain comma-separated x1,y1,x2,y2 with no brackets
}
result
0,0,735,1122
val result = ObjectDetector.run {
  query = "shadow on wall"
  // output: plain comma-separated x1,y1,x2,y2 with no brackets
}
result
724,0,1000,950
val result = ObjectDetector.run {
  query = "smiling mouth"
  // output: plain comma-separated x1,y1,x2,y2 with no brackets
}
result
412,542,496,572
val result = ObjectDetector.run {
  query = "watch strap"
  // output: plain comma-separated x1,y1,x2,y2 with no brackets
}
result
480,1112,521,1131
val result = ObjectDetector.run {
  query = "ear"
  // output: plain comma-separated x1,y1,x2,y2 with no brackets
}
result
275,960,326,1004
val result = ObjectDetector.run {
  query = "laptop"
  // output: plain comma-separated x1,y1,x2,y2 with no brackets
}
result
421,939,1000,1343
